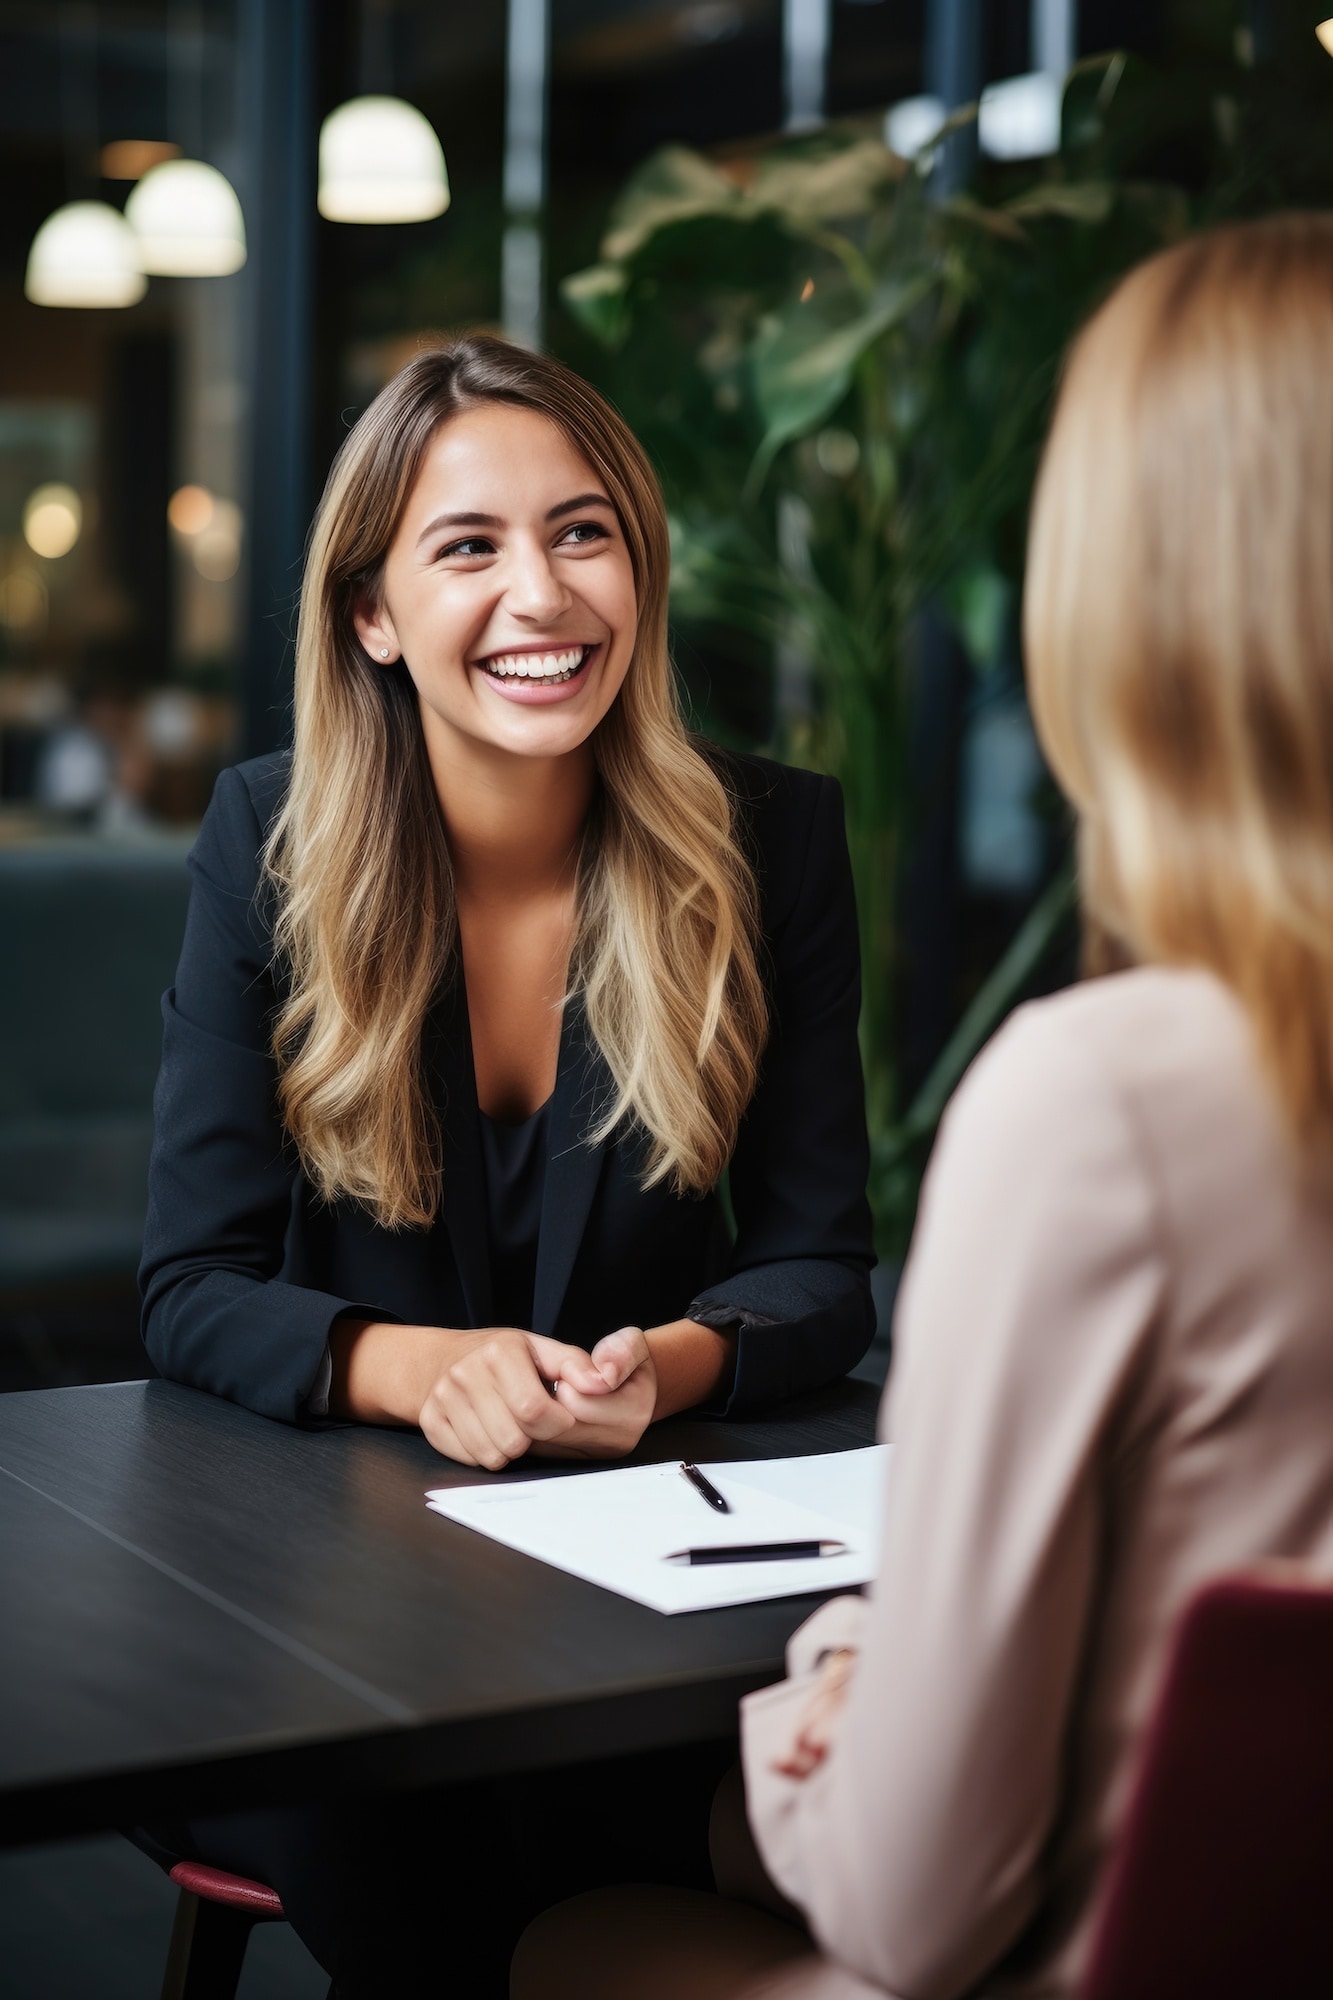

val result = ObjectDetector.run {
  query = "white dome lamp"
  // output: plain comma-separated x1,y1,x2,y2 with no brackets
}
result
125,157,246,276
24,200,146,308
318,95,449,223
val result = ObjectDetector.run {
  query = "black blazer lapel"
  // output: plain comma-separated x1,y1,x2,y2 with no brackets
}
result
427,972,495,1328
531,993,612,1339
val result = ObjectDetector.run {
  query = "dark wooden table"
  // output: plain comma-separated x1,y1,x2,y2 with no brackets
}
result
0,1376,878,1847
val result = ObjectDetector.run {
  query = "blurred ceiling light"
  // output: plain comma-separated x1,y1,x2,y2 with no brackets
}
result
1319,20,1333,55
978,71,1062,161
318,96,450,223
125,159,246,275
101,138,181,181
168,483,215,536
23,484,83,559
24,201,146,308
884,95,945,163
192,498,242,581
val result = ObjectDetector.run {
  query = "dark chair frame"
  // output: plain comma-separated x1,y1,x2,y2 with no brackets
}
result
158,1860,285,2000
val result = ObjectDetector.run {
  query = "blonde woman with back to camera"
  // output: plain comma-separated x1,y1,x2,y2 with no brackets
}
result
513,213,1333,2000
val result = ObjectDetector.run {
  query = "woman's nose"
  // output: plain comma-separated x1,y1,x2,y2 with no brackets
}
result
504,543,572,621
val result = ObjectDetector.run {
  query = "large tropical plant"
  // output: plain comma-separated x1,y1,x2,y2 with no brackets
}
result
557,46,1303,1251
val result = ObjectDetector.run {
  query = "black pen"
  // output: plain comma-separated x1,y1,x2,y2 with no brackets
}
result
664,1539,848,1566
680,1461,730,1514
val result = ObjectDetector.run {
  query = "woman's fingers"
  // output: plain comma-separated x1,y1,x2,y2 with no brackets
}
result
770,1657,853,1779
588,1324,650,1389
528,1332,613,1397
773,1735,826,1780
421,1329,579,1468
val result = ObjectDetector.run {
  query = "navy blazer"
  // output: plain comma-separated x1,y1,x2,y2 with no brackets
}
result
139,748,875,1424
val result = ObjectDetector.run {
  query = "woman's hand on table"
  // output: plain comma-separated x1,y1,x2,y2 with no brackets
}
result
529,1325,659,1460
419,1327,624,1468
331,1319,613,1469
772,1648,858,1781
331,1312,734,1467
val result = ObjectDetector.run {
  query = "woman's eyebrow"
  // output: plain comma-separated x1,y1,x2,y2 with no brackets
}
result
414,493,613,547
415,510,502,545
546,492,615,521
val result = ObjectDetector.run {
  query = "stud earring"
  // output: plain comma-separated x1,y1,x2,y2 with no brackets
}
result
379,648,389,659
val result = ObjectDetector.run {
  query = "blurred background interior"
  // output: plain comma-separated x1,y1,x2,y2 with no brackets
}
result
1,0,1329,1409
4,5,1333,1994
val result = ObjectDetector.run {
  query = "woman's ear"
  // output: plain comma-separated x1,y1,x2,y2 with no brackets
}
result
352,597,400,665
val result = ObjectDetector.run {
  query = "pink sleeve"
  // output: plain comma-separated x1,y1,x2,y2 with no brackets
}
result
740,1004,1164,2000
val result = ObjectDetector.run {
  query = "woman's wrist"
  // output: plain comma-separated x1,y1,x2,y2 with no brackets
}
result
643,1317,736,1421
329,1318,464,1426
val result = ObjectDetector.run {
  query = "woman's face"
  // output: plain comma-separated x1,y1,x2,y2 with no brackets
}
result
354,403,639,769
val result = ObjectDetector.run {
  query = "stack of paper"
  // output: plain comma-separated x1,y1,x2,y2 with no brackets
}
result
426,1445,889,1614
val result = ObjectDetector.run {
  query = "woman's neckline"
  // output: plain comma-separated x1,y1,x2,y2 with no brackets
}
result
478,1093,555,1132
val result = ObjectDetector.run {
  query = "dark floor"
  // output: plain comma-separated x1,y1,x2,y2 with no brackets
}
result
0,1832,328,1999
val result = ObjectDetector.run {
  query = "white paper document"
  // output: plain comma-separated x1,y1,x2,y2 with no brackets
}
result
425,1445,889,1615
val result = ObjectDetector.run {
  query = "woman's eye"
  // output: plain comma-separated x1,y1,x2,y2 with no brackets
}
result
559,521,609,548
438,536,495,560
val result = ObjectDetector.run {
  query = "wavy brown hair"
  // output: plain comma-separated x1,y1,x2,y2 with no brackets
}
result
1026,214,1333,1155
264,336,767,1228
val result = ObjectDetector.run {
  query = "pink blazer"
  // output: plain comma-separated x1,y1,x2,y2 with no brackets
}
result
743,968,1333,1999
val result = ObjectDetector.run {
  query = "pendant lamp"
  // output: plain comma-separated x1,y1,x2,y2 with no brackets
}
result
24,201,146,308
884,95,946,163
978,72,1062,161
125,157,246,275
318,95,449,223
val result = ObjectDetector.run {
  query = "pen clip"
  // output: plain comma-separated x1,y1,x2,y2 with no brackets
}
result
680,1461,731,1514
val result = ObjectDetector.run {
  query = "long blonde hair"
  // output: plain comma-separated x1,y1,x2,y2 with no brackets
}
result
1026,214,1333,1155
266,337,767,1228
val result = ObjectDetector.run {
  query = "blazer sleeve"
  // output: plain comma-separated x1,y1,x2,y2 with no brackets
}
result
689,772,876,1410
740,1002,1166,1999
138,766,395,1423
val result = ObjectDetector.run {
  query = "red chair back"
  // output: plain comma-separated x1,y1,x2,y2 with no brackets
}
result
1079,1570,1333,2000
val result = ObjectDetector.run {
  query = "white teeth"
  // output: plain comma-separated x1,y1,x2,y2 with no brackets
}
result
481,646,590,682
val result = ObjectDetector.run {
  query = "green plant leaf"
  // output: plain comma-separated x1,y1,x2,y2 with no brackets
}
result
748,274,935,495
1006,181,1116,224
600,146,743,262
749,137,902,224
560,263,631,347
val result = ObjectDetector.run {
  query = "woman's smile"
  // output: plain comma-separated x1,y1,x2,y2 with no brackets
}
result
474,641,600,704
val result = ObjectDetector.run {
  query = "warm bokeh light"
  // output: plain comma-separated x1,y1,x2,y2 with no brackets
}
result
0,567,49,634
24,200,146,309
168,484,215,536
1317,20,1333,57
100,139,181,181
318,96,450,223
125,159,247,276
22,483,83,559
192,498,243,581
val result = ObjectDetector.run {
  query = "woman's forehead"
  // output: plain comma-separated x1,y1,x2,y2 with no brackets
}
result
403,404,606,525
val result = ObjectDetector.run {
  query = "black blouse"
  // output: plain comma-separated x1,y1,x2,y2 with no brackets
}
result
479,1100,550,1333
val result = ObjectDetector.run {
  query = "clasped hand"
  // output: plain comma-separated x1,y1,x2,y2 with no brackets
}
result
419,1324,656,1470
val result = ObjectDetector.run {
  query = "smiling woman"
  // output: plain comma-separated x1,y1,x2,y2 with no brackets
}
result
136,337,874,1985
